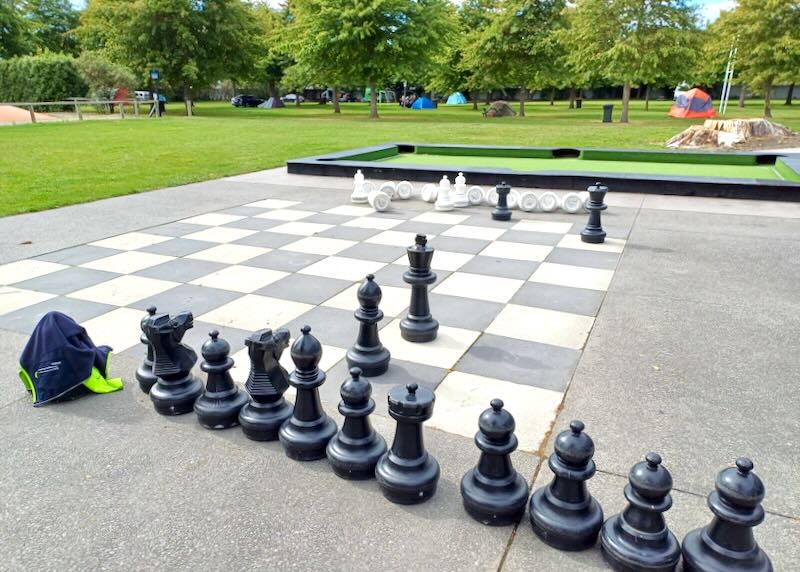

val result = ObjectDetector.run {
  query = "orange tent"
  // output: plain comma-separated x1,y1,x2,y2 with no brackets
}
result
669,88,717,119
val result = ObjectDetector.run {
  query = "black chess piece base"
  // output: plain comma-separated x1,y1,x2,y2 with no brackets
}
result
580,229,606,244
150,373,203,416
461,470,529,526
346,346,390,377
238,399,293,441
136,364,157,394
328,433,387,480
194,388,248,430
399,315,439,343
601,517,680,572
681,530,772,572
530,486,604,550
491,208,511,221
279,417,337,461
375,450,440,504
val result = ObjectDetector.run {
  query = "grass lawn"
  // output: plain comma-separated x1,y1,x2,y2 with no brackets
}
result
1,99,799,217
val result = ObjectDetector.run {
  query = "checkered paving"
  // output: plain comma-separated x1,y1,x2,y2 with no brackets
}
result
0,196,628,452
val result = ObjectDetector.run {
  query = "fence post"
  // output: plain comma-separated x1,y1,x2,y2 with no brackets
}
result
134,101,139,117
74,103,83,120
120,102,125,119
29,106,36,124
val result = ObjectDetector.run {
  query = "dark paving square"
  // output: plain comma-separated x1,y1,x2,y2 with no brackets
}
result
305,213,353,225
427,293,503,331
545,247,620,270
35,245,121,266
459,256,539,280
232,231,299,248
392,221,453,236
511,281,605,316
221,217,284,231
0,297,114,335
456,334,580,392
134,258,227,283
217,206,269,217
138,238,217,257
243,249,325,272
316,225,381,241
255,274,351,305
427,236,490,254
143,222,206,237
499,230,564,246
338,243,407,263
13,267,119,295
136,284,241,317
283,306,372,349
373,263,451,288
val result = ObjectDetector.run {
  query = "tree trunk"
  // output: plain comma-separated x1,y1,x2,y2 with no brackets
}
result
472,90,478,111
184,86,193,117
485,92,491,105
549,88,555,106
333,86,341,114
369,82,378,119
620,81,631,123
785,82,795,105
519,86,527,117
764,81,773,118
738,84,746,107
295,90,301,107
568,88,576,109
644,85,650,111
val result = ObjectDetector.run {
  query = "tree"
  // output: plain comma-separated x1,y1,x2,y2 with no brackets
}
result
22,0,80,55
1,1,31,58
569,0,700,123
76,51,137,99
249,3,293,101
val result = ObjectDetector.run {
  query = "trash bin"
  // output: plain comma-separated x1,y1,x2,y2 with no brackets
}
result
575,98,583,109
602,104,613,123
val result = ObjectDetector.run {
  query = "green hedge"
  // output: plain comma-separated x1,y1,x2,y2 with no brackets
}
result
0,53,87,103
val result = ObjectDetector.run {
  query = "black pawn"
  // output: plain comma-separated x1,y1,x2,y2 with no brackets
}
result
375,382,440,504
600,452,680,572
145,311,203,416
529,420,604,550
460,399,530,526
326,367,387,479
193,330,248,429
278,326,337,461
399,234,439,343
346,274,391,376
581,182,608,244
681,458,773,572
135,305,158,393
492,182,512,221
238,328,292,441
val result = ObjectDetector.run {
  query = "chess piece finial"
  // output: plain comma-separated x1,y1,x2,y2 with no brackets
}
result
346,274,391,376
529,419,604,550
461,399,529,525
135,305,159,393
194,330,248,429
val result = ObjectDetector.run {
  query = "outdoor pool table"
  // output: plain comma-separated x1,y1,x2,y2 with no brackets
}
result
287,143,800,201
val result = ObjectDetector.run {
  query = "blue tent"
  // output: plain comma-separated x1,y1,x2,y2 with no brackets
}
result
446,92,467,105
411,96,436,110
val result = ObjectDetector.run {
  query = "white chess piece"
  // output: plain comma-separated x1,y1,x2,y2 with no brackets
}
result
486,187,499,206
368,189,391,212
561,192,583,214
453,172,469,208
396,181,414,200
467,185,484,206
378,181,397,198
435,175,454,211
539,191,559,212
579,191,590,210
351,170,369,203
508,190,520,210
421,183,437,203
519,192,538,212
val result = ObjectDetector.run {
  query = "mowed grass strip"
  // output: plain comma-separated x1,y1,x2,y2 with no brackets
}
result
1,100,798,217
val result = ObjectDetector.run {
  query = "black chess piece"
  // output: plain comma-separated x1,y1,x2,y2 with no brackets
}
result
135,305,158,393
681,458,773,572
600,452,680,572
145,311,204,416
193,330,248,429
491,182,512,221
238,328,292,441
278,326,337,461
581,182,608,244
399,234,439,343
346,274,391,376
326,367,387,480
460,399,530,526
375,382,440,504
529,420,604,551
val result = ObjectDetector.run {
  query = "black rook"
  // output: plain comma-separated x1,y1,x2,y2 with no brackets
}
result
581,182,608,244
193,330,248,429
400,234,439,343
491,182,512,221
346,274,391,376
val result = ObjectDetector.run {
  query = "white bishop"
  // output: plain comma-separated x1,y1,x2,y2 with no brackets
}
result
350,170,369,203
435,175,454,211
453,172,469,208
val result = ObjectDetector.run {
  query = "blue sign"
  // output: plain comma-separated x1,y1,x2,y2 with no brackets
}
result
149,69,160,81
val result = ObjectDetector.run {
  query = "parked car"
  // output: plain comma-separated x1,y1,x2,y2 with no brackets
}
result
338,92,357,102
281,93,305,103
231,94,265,107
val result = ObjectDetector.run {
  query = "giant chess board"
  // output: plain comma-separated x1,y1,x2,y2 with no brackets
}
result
0,193,627,451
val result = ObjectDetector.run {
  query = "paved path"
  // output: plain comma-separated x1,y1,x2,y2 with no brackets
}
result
1,169,797,571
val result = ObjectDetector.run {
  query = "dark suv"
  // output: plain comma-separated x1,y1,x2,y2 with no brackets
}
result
231,94,265,107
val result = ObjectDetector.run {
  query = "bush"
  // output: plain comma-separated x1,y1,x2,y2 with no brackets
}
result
76,52,138,100
0,53,87,103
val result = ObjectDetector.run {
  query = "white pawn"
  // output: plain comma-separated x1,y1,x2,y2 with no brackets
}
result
561,192,583,214
368,189,391,212
421,183,438,203
539,191,559,212
396,181,414,200
351,170,369,203
486,187,499,206
435,176,454,211
467,186,484,206
379,181,397,199
453,172,469,208
508,189,520,210
519,192,538,212
579,191,590,209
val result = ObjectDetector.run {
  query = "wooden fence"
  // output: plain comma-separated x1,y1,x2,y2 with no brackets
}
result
4,98,157,123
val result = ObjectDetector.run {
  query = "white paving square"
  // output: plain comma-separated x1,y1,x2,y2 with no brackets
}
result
182,227,257,244
190,265,288,293
342,217,404,230
298,256,386,281
322,282,409,317
0,260,68,285
198,294,313,332
441,225,505,241
81,251,174,274
557,233,626,253
90,232,170,251
68,275,178,306
82,307,145,353
433,272,523,303
186,244,270,264
380,319,480,369
265,221,334,236
283,236,357,256
479,241,552,262
392,250,474,272
366,230,432,246
0,287,56,315
324,205,375,217
486,304,595,350
255,209,316,222
410,212,470,225
512,220,573,234
179,213,244,226
429,371,564,453
245,199,301,209
530,262,614,291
